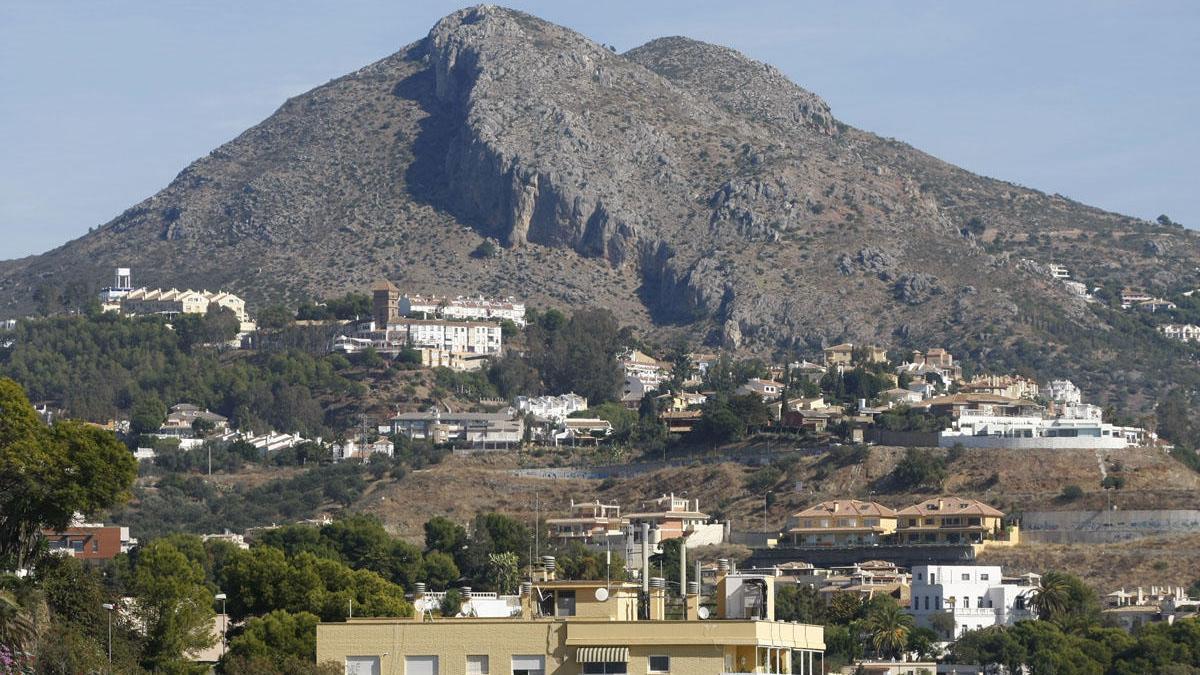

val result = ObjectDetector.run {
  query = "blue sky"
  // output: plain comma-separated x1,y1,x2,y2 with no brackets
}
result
1,1,1197,260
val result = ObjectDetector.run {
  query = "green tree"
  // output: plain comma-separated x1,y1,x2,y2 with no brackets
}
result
487,552,520,595
775,585,824,624
222,609,320,669
862,597,914,659
0,379,138,570
130,396,167,436
422,552,460,590
1029,570,1073,622
424,516,468,555
134,540,217,671
890,448,947,491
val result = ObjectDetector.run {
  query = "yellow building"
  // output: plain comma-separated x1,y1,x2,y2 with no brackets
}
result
787,500,898,547
317,566,824,674
895,496,1008,545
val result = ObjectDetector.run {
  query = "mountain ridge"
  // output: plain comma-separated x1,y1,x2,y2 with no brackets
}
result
1,4,1196,411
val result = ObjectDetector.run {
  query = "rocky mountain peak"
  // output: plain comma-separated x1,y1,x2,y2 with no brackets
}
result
625,36,837,135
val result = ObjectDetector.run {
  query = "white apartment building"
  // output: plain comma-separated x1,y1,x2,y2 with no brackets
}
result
619,349,670,389
399,295,526,327
938,403,1136,449
332,438,394,462
384,319,502,355
1043,379,1082,404
381,409,523,449
1048,264,1070,279
1160,324,1200,343
116,286,255,332
515,393,588,423
908,565,1035,639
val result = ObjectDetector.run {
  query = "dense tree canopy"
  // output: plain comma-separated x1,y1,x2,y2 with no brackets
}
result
0,378,137,570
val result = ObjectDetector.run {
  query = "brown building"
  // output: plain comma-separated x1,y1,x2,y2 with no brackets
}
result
371,278,401,327
43,524,135,560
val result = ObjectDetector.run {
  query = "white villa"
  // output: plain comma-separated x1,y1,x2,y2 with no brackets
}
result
908,564,1036,640
515,393,588,423
1043,379,1082,404
1160,324,1200,343
399,294,526,327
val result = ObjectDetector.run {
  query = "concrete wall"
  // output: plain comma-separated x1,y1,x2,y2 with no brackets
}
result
867,429,939,447
1020,509,1200,544
937,435,1127,450
745,544,975,570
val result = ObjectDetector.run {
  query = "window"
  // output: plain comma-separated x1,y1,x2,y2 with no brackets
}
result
929,574,936,584
512,655,545,675
405,656,438,675
916,572,923,581
980,573,990,581
961,573,970,581
649,655,670,672
467,655,489,675
556,590,576,617
346,656,381,675
582,664,627,674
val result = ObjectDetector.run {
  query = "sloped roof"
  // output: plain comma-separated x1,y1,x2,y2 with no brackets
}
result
792,499,897,519
896,496,1005,518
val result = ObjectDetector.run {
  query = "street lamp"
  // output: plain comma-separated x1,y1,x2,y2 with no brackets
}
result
101,603,115,668
214,593,227,657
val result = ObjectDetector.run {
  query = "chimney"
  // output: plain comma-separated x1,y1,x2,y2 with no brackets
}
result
679,536,688,604
649,577,666,621
686,581,701,620
832,502,839,513
412,582,427,621
715,559,730,618
641,523,651,594
520,581,534,619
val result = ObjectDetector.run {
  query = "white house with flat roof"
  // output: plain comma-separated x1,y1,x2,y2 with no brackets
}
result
908,564,1035,640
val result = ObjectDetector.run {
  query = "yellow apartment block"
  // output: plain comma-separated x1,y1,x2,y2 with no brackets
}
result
318,572,824,674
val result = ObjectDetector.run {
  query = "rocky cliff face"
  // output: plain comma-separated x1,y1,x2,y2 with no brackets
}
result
2,5,1197,409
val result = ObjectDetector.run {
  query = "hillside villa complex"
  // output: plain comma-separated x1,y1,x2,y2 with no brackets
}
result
97,267,255,332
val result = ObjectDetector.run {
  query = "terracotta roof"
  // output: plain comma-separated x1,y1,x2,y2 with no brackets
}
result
896,496,1005,518
792,500,897,519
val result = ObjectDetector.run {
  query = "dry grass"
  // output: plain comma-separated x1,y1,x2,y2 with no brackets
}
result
978,533,1200,592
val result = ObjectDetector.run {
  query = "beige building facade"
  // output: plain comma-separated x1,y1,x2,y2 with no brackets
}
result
318,574,824,674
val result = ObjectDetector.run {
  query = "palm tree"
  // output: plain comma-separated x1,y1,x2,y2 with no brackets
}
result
1029,570,1071,621
864,599,915,659
0,589,37,655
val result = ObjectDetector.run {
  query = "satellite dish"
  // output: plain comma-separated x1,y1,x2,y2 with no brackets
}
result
697,606,710,620
594,587,610,602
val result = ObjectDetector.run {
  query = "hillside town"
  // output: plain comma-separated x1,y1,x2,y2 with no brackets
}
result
4,266,1199,673
4,2,1200,672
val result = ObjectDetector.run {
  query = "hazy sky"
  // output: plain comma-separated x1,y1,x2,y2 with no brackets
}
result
2,1,1197,260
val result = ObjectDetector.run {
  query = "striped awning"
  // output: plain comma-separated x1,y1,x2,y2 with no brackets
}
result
576,647,629,663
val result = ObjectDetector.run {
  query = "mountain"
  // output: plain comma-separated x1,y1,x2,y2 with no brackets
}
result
2,5,1198,410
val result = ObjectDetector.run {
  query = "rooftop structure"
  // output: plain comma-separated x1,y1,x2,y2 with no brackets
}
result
317,563,826,675
515,393,588,423
546,500,626,546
